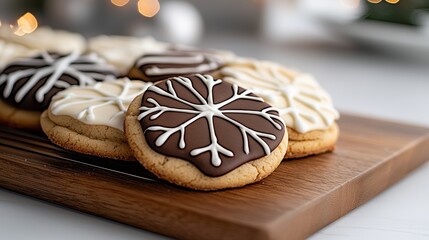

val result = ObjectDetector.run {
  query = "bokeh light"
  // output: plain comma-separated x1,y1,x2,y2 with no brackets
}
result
367,0,382,4
111,0,130,7
137,0,160,17
13,12,38,36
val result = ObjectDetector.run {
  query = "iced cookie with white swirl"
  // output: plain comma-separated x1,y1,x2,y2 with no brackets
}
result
219,59,340,159
0,51,118,130
0,40,38,69
169,44,236,63
0,26,86,54
125,74,288,190
41,78,151,160
127,50,224,82
88,35,169,75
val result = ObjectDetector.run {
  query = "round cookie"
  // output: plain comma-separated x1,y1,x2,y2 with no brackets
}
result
88,35,169,75
127,50,224,82
219,59,340,159
0,51,118,130
0,40,37,70
169,44,236,63
125,74,288,190
0,99,41,130
0,26,86,54
41,78,152,161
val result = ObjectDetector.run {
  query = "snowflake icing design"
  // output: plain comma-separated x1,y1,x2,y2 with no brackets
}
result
51,79,151,131
221,61,339,133
138,74,284,167
0,51,117,103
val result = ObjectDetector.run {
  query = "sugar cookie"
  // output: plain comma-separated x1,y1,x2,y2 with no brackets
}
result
220,59,339,158
125,74,288,190
0,52,118,130
128,50,224,82
0,26,86,54
41,78,152,160
88,35,169,74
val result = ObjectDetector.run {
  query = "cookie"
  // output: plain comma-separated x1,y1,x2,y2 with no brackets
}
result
219,59,340,159
88,35,169,75
127,50,224,82
0,26,86,54
0,40,37,69
169,44,236,63
41,78,151,160
125,74,288,190
0,51,118,130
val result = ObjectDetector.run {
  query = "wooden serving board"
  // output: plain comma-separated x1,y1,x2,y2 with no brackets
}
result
1,114,429,240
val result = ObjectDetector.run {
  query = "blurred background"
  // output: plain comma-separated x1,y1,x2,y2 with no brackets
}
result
0,0,429,125
1,0,428,47
0,0,428,126
0,0,429,122
1,1,429,240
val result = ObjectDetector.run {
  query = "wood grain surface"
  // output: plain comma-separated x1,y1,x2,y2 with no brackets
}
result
0,114,429,240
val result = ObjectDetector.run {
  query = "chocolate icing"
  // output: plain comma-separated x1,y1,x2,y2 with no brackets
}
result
139,74,285,177
134,51,223,82
0,52,118,111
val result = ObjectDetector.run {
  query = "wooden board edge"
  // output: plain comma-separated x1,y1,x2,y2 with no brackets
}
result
339,112,429,131
265,134,429,240
1,118,429,240
0,148,269,240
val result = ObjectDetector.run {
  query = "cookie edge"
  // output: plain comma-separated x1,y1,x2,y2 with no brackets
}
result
0,100,41,131
40,111,135,161
125,93,288,191
285,123,339,159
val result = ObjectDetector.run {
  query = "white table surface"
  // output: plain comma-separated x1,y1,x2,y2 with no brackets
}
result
1,33,429,240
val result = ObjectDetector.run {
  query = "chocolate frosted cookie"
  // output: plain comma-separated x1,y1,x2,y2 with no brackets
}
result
220,59,340,158
0,51,118,130
127,50,224,82
41,78,151,160
125,74,288,190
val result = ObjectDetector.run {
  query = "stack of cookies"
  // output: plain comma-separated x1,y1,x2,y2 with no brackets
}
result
0,27,339,191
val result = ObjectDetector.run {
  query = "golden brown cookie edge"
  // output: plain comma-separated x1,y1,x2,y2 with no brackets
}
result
0,100,41,131
40,111,135,161
125,93,288,191
285,123,339,159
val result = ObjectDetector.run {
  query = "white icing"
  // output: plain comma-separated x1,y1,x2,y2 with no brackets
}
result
146,62,220,76
0,52,117,103
138,74,284,167
51,78,152,131
0,40,37,70
221,60,339,133
172,44,236,63
137,55,204,65
137,53,221,77
88,35,169,74
0,26,86,54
